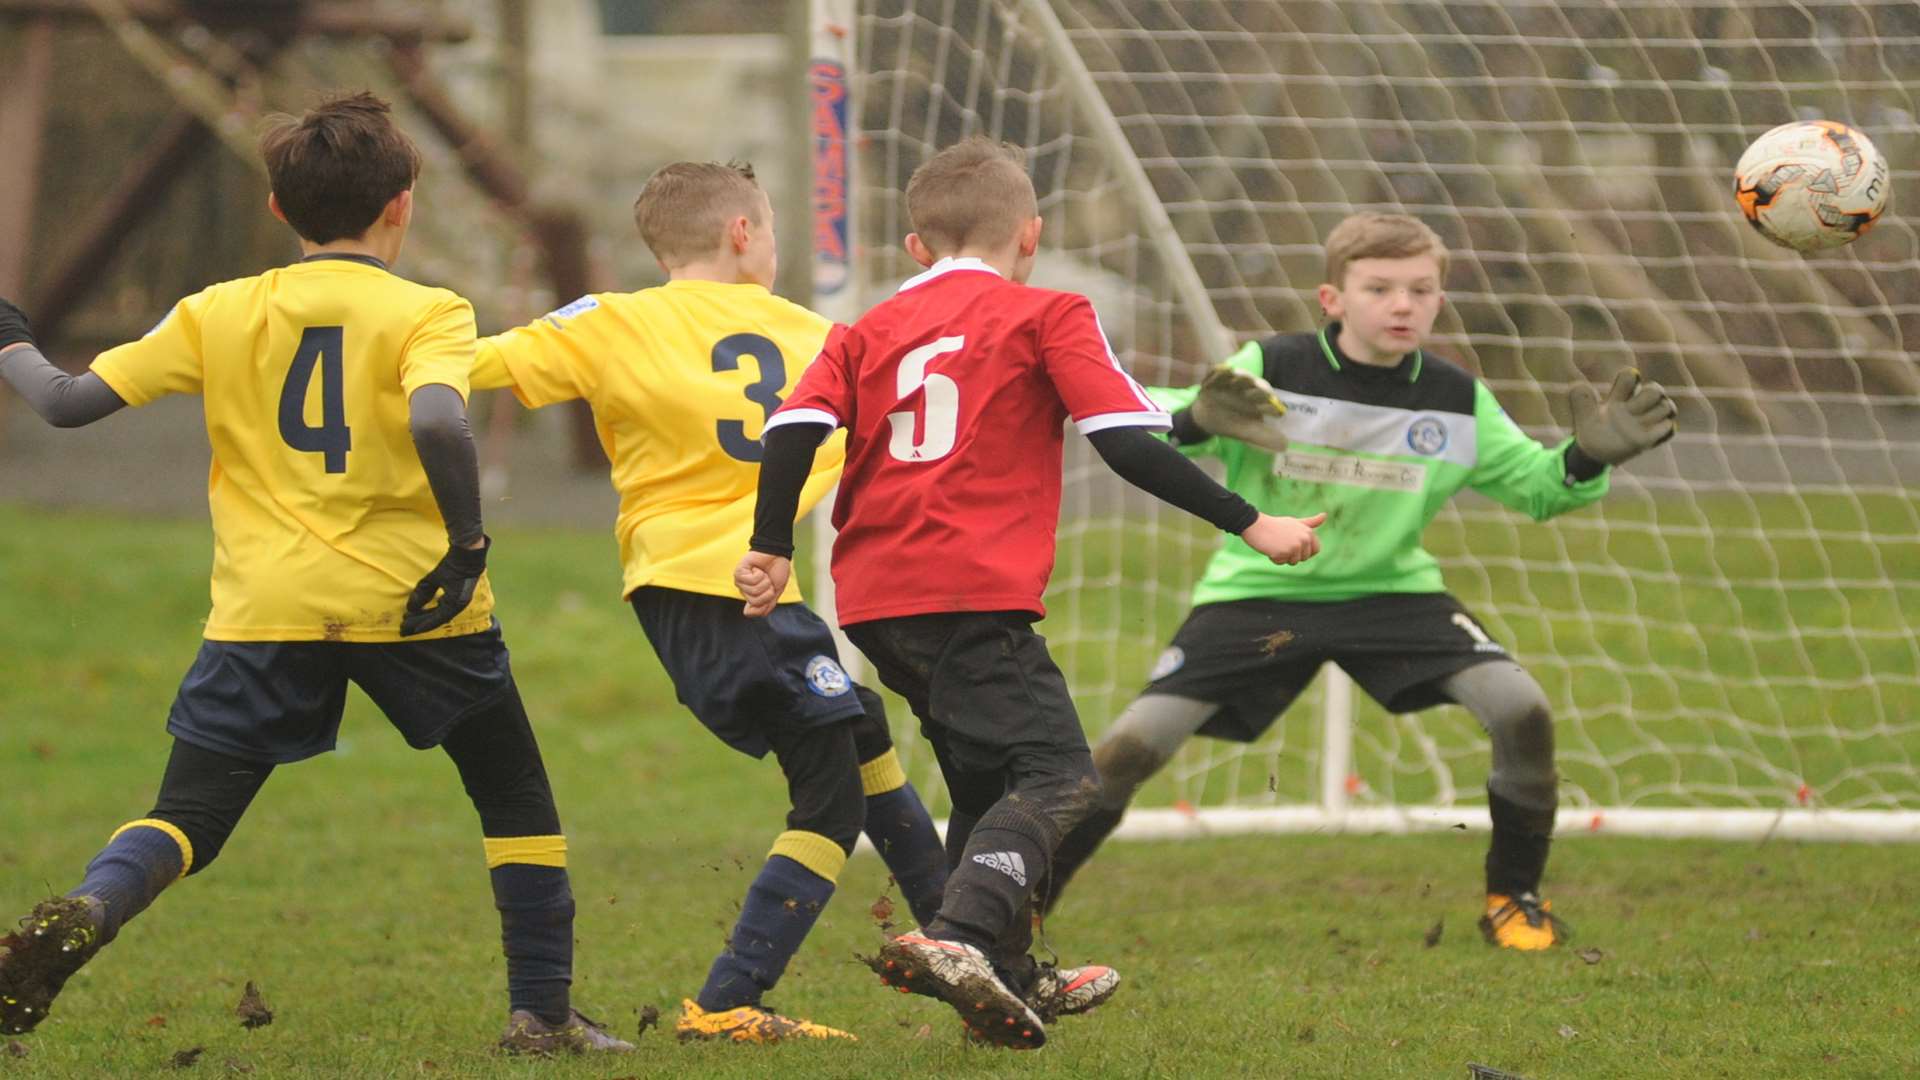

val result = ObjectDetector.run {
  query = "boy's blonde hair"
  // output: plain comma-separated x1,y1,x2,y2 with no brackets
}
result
905,137,1038,256
633,161,766,266
1323,213,1449,287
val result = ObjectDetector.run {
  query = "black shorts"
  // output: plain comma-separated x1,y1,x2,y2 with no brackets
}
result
167,623,517,765
1145,593,1509,742
631,587,866,759
844,611,1089,780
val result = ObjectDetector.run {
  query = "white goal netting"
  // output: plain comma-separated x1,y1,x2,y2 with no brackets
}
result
820,0,1920,839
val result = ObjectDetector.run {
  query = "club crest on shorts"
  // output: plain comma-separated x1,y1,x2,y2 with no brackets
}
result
804,655,851,697
1406,415,1449,456
1149,646,1186,682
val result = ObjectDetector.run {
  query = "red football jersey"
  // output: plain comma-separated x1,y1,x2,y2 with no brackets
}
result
767,258,1168,624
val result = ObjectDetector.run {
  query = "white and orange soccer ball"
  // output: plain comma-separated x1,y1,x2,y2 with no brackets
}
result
1734,120,1890,251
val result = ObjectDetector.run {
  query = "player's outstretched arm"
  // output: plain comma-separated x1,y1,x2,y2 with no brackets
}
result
1085,425,1321,566
1568,368,1676,470
402,384,489,636
0,298,127,428
1187,363,1289,452
740,420,832,617
469,343,516,392
1239,511,1325,566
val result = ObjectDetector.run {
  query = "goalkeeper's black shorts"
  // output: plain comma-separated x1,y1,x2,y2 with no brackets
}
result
1144,592,1510,743
630,586,867,759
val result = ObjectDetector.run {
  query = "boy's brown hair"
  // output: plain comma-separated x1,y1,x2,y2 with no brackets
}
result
259,91,421,245
905,137,1037,256
1323,213,1449,287
633,161,766,266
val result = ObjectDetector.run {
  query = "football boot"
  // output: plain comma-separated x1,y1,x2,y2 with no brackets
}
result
1479,892,1568,950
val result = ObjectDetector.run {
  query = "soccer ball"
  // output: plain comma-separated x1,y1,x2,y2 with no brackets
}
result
1734,120,1890,251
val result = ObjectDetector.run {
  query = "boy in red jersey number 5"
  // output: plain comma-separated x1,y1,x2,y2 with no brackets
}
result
736,137,1323,1049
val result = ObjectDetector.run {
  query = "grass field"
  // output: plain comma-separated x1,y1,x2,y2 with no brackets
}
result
2,503,1917,1078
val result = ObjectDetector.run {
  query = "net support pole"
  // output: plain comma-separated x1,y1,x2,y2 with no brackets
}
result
805,0,863,680
1319,666,1354,819
1016,0,1234,360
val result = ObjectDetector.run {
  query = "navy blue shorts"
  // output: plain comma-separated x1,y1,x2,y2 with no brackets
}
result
630,587,866,759
166,623,517,765
1145,593,1510,742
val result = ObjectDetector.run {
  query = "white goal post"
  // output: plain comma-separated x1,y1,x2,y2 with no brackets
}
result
809,0,1920,843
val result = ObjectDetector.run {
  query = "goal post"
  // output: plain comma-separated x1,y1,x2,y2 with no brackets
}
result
814,0,1920,843
802,0,863,679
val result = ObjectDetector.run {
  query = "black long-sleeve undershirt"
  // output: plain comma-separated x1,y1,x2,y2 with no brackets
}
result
749,423,828,558
1087,425,1259,532
747,421,1259,558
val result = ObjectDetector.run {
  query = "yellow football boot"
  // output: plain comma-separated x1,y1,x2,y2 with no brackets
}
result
675,998,857,1043
1479,892,1567,950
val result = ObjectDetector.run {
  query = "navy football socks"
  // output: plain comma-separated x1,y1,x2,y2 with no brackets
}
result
491,863,574,1025
69,824,186,945
863,782,948,927
696,855,834,1012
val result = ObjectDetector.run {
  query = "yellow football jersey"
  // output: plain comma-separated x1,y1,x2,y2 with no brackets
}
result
90,256,494,642
474,279,845,602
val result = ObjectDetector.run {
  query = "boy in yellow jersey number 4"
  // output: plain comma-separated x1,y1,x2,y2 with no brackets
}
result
0,94,628,1055
473,161,974,1043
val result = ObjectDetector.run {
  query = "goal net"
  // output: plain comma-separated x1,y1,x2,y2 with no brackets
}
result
813,0,1920,841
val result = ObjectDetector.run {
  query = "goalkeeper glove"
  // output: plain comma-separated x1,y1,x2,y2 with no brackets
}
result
401,536,490,637
0,297,37,351
1188,363,1290,452
1568,369,1677,467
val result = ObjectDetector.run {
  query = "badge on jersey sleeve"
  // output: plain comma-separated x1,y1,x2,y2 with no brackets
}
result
540,295,600,329
804,655,852,697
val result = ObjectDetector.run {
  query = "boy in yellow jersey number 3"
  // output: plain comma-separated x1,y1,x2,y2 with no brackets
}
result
474,162,972,1042
0,94,628,1055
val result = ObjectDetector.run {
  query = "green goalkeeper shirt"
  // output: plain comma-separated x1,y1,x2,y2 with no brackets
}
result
1151,326,1610,605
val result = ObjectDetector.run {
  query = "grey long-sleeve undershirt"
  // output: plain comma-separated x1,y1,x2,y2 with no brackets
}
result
0,345,127,427
408,383,485,548
1,343,482,547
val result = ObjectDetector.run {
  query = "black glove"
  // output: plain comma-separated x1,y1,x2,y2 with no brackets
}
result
0,297,38,351
401,536,490,637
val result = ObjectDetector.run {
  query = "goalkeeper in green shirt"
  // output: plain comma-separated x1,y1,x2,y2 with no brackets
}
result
1044,213,1676,949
